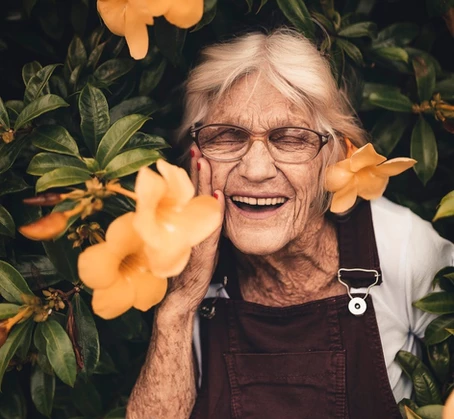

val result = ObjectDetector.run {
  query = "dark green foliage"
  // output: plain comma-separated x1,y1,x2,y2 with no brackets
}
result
0,0,453,418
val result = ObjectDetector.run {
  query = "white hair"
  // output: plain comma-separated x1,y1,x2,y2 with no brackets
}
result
178,28,368,213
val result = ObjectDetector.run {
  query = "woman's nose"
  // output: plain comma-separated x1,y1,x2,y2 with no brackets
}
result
237,140,278,182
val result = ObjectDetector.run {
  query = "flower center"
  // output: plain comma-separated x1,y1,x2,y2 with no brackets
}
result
119,251,149,276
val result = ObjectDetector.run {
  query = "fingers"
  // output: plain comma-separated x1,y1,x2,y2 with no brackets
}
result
197,158,213,197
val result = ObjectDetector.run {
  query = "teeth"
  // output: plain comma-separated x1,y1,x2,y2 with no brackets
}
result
231,196,287,206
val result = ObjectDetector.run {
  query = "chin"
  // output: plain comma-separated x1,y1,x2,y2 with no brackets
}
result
226,229,290,255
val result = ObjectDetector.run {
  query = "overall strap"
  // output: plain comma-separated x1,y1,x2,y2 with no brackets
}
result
335,201,382,288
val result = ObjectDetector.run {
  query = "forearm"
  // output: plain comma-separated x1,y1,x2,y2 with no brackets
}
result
126,301,197,419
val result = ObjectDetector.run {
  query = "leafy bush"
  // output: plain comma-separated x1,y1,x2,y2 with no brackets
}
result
0,0,453,418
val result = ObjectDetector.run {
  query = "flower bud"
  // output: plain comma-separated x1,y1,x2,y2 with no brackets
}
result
23,193,65,206
19,212,70,241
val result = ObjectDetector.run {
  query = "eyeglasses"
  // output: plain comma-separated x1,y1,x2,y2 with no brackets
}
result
189,124,330,164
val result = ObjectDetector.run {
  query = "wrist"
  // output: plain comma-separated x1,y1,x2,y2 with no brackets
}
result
156,297,197,326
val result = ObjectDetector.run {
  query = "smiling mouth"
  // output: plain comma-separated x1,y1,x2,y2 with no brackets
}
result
230,195,288,212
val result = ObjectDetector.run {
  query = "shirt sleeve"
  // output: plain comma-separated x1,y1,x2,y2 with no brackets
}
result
404,211,454,338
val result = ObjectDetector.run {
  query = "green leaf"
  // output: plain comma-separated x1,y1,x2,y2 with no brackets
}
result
5,100,25,121
433,191,454,221
404,406,423,419
37,320,77,387
396,350,423,379
412,365,442,406
338,22,377,38
31,125,80,157
73,294,99,375
433,266,454,291
93,58,135,84
0,372,28,418
69,65,83,93
371,46,409,63
0,135,29,174
65,36,87,80
435,75,454,100
24,64,60,105
413,56,436,102
16,317,34,361
71,378,102,417
14,254,60,291
43,237,80,283
427,341,450,384
426,0,454,17
0,303,20,319
105,407,127,418
398,399,419,419
22,61,43,86
31,363,55,418
14,95,69,131
0,171,29,197
413,292,454,314
0,261,34,304
0,97,10,130
36,167,91,193
87,26,105,53
104,148,161,179
154,18,187,67
371,112,410,156
411,116,438,185
335,38,364,66
415,405,444,419
375,23,419,47
0,320,34,389
110,97,158,124
27,153,88,176
79,84,110,155
138,59,167,97
0,205,15,238
245,0,253,13
192,0,217,31
424,314,454,345
86,42,107,70
49,75,68,99
369,91,413,112
276,0,315,39
96,114,149,168
124,133,170,151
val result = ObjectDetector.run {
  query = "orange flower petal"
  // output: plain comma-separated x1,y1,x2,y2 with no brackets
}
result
125,5,150,60
97,0,127,36
325,159,354,192
157,159,195,207
330,181,358,214
144,244,191,278
349,143,386,172
356,169,389,200
169,195,222,247
164,0,204,29
129,0,172,16
92,277,135,319
78,243,121,289
131,273,168,311
373,158,416,176
105,212,143,258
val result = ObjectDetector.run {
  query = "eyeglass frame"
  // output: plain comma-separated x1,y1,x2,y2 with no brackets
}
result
189,123,331,164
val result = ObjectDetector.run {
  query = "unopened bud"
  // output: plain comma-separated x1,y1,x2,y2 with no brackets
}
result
33,311,49,322
2,130,14,144
58,300,65,310
23,193,64,206
19,212,70,241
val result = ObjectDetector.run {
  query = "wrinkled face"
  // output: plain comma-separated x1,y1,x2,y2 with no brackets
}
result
205,74,324,255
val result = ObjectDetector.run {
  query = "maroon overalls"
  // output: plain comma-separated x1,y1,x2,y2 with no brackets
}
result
191,202,402,419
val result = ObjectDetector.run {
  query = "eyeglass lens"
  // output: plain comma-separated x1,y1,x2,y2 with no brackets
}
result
197,125,322,163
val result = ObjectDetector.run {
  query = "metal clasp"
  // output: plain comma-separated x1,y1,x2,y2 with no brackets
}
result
337,268,380,316
199,276,228,319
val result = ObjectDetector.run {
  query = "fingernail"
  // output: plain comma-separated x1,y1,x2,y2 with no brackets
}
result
213,192,219,199
197,161,201,171
190,149,195,158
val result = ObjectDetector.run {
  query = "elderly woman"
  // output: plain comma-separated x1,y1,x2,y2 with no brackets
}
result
126,29,454,419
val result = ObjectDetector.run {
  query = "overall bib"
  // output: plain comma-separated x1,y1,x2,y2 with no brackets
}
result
191,202,402,419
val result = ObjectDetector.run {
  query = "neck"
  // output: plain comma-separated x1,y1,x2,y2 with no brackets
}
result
232,215,342,306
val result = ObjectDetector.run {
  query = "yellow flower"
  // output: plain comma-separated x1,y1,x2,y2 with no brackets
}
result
97,0,203,60
0,307,33,348
325,143,416,213
134,159,222,277
19,211,74,241
78,212,167,319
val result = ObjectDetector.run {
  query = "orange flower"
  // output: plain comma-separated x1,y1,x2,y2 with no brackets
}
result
0,307,33,348
77,212,167,319
325,143,416,213
97,0,203,59
134,159,222,277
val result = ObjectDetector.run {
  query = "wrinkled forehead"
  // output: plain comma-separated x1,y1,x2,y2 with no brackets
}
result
205,73,314,130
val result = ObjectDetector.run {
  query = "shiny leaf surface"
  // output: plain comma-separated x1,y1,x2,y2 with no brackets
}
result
0,260,34,304
411,116,438,185
0,205,15,238
36,167,91,192
27,152,88,176
104,148,161,179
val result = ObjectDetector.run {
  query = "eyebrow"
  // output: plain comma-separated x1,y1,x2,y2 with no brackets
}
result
214,115,312,130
